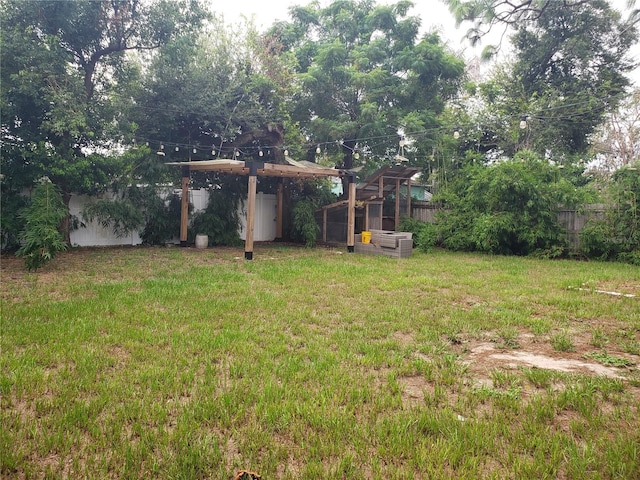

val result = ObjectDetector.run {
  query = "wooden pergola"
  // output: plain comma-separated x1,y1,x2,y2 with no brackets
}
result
167,159,356,259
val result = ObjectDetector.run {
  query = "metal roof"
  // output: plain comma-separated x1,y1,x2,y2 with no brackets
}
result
356,164,421,199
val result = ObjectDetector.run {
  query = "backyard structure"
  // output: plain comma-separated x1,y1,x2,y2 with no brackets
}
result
167,158,354,259
317,164,420,244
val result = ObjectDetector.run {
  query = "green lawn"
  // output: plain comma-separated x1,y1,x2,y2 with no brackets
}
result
2,246,639,479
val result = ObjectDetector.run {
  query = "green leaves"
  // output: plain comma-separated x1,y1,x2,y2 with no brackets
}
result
436,151,588,256
16,181,68,270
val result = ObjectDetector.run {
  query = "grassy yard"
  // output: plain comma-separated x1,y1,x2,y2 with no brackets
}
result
1,245,639,479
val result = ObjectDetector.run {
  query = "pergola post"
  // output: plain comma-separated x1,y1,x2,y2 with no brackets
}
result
347,173,356,252
378,175,384,227
180,166,190,246
323,207,328,243
275,180,284,240
245,162,261,260
407,177,412,218
395,178,401,230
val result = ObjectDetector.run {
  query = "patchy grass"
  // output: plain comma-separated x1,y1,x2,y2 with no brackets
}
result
1,246,639,479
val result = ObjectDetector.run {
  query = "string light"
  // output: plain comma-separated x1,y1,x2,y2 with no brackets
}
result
135,108,548,162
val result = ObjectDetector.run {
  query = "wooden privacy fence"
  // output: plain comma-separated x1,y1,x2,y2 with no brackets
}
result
411,202,607,251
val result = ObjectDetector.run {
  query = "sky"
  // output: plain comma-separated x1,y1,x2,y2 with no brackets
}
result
208,0,640,85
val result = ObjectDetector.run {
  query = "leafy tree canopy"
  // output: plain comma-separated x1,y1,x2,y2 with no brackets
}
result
1,0,208,242
268,0,465,175
443,0,638,163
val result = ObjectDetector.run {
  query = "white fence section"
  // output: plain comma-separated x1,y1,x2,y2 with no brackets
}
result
69,194,143,247
68,189,277,247
237,193,277,242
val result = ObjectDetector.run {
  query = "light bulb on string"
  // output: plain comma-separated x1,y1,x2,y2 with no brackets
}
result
453,127,460,139
354,151,360,160
316,145,321,154
284,149,289,157
259,149,264,157
520,115,528,129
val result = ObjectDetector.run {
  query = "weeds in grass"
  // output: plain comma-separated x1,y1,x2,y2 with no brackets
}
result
551,331,576,352
1,247,639,479
590,327,608,348
583,351,636,368
497,326,520,349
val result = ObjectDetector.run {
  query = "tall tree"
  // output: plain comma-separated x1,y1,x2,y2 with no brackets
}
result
590,87,640,172
444,0,637,160
268,0,465,182
0,0,208,243
131,17,296,167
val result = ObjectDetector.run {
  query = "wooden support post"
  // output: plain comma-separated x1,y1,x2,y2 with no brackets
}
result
365,203,369,231
395,178,401,230
407,177,412,218
378,175,384,227
347,174,356,252
245,162,261,260
323,208,328,243
276,180,284,240
180,166,190,246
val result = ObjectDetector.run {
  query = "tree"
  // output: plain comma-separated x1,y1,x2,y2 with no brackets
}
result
131,17,295,166
444,0,637,161
590,88,640,172
443,0,640,59
268,0,465,186
0,0,208,245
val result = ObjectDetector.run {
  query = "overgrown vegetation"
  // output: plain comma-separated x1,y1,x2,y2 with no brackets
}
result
291,199,319,247
581,165,640,264
15,180,68,270
189,190,243,247
1,0,638,266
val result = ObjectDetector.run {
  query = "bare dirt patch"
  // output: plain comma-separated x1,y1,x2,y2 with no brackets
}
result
398,375,433,407
462,332,638,381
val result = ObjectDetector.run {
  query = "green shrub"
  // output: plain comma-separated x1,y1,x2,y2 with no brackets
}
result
82,197,144,238
435,151,584,256
291,199,319,247
140,193,183,245
1,186,27,252
580,165,639,265
399,217,439,252
189,190,242,246
16,180,68,270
